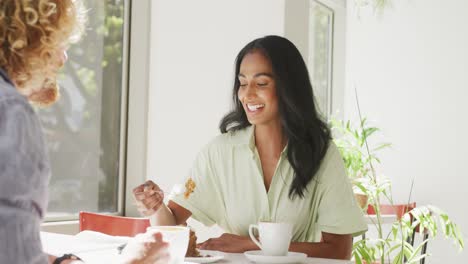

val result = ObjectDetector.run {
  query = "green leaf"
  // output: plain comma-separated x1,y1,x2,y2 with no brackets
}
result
364,127,379,139
407,254,429,264
372,143,392,152
392,251,403,264
407,239,429,261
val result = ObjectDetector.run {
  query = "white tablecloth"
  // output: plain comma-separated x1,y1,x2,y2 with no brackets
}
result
41,231,352,264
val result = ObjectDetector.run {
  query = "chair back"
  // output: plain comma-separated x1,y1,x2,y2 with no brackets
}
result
79,211,150,237
367,202,416,220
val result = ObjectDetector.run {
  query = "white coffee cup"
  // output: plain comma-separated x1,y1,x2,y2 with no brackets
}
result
248,222,293,256
147,226,189,264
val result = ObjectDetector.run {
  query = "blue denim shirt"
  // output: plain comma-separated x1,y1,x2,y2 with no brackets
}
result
0,68,49,264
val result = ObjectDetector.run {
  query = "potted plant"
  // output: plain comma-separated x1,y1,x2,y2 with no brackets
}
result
330,117,390,209
330,116,464,263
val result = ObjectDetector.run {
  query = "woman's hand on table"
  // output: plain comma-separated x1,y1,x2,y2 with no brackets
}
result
121,232,169,264
133,180,164,216
197,233,258,253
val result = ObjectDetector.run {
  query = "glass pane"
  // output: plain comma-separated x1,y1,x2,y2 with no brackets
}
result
309,1,334,119
39,0,126,219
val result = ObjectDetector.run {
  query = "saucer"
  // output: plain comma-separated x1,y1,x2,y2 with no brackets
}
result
244,250,307,264
185,250,224,263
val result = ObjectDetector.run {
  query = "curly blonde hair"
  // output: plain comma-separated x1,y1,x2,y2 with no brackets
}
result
0,0,85,106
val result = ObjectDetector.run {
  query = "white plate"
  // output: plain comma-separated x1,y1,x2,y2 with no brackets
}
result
244,250,307,264
185,250,224,263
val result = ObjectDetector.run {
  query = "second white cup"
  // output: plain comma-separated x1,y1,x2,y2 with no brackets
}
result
147,226,189,264
248,222,293,256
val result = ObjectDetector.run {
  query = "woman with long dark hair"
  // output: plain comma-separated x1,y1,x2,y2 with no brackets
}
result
134,35,366,259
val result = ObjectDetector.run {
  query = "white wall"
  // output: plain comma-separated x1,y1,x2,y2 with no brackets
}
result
346,0,468,263
148,0,285,241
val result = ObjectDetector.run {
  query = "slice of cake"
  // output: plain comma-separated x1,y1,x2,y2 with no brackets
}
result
185,229,201,257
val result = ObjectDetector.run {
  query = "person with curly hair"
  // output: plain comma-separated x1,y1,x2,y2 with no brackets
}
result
0,1,169,263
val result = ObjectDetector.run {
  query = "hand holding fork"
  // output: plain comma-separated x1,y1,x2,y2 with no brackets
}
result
133,180,166,216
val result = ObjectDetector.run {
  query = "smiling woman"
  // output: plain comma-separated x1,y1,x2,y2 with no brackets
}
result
133,35,367,260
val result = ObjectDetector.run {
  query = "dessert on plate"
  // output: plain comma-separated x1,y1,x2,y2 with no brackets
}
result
185,229,201,257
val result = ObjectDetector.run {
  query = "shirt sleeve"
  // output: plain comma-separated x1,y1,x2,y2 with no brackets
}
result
170,145,225,226
0,95,49,264
315,142,368,236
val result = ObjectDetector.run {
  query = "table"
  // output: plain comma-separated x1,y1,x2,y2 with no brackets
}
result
41,231,352,264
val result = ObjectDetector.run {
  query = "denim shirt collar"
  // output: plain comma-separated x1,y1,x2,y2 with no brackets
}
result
0,68,14,86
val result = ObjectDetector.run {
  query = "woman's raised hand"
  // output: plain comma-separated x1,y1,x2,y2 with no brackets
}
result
133,180,165,216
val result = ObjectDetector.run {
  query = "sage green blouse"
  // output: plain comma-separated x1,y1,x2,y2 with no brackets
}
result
171,125,367,242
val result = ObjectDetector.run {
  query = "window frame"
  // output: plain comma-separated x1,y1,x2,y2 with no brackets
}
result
123,0,152,217
309,0,335,119
310,0,346,120
284,0,346,120
41,0,152,231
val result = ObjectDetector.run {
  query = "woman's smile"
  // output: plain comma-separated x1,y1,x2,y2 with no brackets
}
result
246,103,265,113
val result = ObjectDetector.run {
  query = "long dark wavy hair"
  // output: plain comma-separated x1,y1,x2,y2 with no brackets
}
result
219,35,331,199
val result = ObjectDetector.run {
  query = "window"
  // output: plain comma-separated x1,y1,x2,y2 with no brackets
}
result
39,0,128,220
309,1,334,119
307,0,346,119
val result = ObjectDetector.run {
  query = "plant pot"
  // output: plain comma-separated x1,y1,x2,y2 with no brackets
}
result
354,193,368,209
